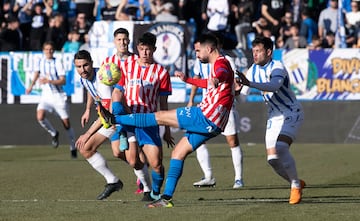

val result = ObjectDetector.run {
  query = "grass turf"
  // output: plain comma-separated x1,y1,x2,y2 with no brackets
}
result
0,143,359,221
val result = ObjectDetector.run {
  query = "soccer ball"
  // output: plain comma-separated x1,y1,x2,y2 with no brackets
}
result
97,62,121,86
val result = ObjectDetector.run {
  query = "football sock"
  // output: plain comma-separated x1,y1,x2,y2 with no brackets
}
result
115,113,157,127
163,159,184,199
87,152,119,184
151,167,164,195
38,119,56,136
276,141,299,188
134,164,151,192
66,127,76,151
196,144,213,180
231,145,243,181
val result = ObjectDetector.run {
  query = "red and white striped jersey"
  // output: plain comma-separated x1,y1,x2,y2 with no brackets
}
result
199,56,234,130
117,57,172,113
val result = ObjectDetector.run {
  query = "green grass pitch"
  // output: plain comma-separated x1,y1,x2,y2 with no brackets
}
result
0,143,360,221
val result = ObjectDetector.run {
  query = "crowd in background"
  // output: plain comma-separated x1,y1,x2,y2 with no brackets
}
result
0,0,360,52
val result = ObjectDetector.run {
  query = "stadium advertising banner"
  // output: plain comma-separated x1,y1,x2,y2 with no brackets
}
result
278,48,360,100
0,51,83,104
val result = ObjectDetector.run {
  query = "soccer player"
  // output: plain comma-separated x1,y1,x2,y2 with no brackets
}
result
189,40,244,189
237,36,305,204
111,32,174,201
100,33,237,208
74,50,124,200
26,41,77,158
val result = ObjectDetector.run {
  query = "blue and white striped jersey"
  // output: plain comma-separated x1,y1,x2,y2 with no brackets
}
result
246,59,302,114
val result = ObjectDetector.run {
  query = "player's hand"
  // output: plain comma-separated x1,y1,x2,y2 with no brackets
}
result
163,127,175,148
174,71,187,82
81,109,91,128
75,133,91,150
236,71,250,86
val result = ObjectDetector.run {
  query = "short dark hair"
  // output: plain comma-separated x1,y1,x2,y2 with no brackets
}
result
138,32,156,47
113,28,129,37
197,33,218,48
74,50,92,61
252,36,274,51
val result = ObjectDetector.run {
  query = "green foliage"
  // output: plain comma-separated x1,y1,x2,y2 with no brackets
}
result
0,144,360,221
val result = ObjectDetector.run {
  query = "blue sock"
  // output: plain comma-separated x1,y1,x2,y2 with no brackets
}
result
115,113,157,127
112,101,125,115
163,159,184,199
151,168,164,194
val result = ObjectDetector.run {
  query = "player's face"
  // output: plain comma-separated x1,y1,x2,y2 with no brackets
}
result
195,42,209,63
43,44,54,59
74,59,94,80
137,44,155,63
114,33,130,54
252,43,271,66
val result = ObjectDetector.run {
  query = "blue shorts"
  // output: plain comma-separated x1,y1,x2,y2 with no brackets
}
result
111,125,162,148
135,126,162,148
176,106,221,151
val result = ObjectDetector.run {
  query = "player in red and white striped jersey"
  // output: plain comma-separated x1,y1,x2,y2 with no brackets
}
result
113,32,174,201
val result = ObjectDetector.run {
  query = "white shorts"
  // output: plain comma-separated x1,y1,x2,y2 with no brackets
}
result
265,109,304,148
37,93,69,119
97,126,116,138
221,107,240,136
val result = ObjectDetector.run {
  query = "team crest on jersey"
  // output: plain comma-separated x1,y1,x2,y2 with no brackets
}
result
148,23,183,66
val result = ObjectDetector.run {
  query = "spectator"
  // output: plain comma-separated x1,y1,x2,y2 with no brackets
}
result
115,0,150,21
283,23,307,49
15,0,33,50
322,31,335,48
79,32,90,51
62,29,81,53
299,8,318,45
0,16,23,51
155,2,178,22
149,0,163,20
203,0,230,36
45,14,67,50
317,0,339,41
100,0,118,21
233,0,254,49
280,11,294,43
29,2,47,50
74,0,96,24
261,0,290,39
307,35,323,50
252,16,272,38
71,12,91,43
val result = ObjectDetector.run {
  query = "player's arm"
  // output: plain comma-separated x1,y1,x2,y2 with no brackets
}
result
249,70,284,92
26,71,40,94
175,71,208,88
187,75,200,107
81,91,94,128
39,75,66,86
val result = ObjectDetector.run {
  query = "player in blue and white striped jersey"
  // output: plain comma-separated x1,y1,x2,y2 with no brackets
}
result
238,36,305,204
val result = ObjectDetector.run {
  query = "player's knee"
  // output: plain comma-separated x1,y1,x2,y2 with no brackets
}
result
267,154,280,169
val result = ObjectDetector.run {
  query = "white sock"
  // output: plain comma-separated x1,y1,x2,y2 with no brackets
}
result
231,146,243,181
196,144,212,179
276,141,299,188
66,127,76,151
87,152,119,184
134,164,151,192
38,119,56,136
